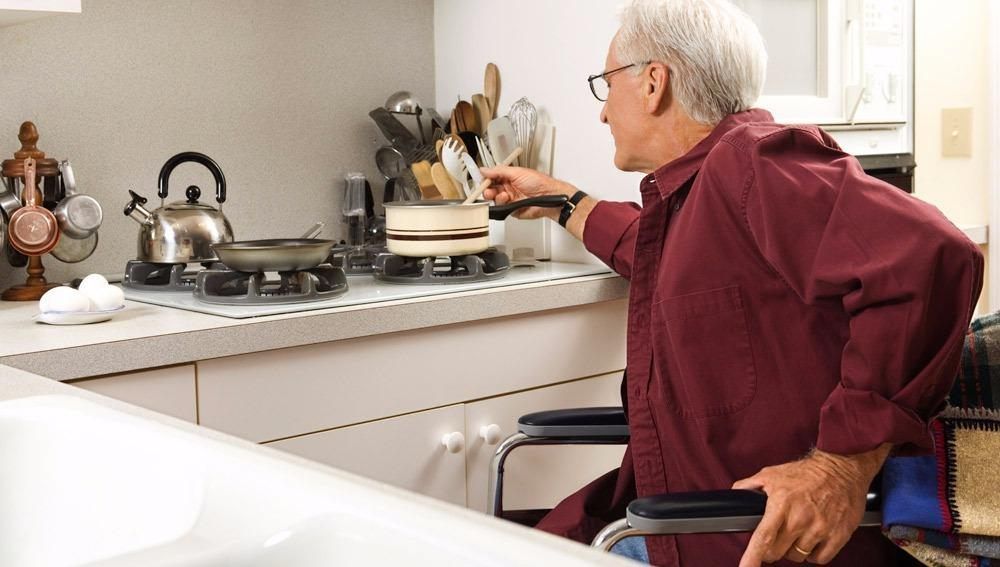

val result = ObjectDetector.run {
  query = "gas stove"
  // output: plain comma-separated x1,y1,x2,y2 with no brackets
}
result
193,264,348,305
373,249,510,284
123,260,611,319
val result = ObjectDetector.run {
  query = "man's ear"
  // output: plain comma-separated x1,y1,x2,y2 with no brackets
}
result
644,62,670,114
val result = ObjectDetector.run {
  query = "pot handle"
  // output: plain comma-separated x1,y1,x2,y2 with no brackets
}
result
157,151,228,204
488,195,568,221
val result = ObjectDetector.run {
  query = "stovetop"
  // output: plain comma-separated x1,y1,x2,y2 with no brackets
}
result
122,262,611,319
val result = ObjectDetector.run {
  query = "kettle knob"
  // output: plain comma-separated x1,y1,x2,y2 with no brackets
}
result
186,185,201,203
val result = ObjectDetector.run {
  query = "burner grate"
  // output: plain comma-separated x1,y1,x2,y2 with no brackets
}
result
122,261,201,292
373,249,510,285
194,265,348,305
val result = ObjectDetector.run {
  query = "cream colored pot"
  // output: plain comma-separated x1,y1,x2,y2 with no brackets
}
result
383,196,567,257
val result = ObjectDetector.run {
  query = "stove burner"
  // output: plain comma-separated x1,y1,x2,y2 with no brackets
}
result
193,264,348,305
373,249,510,284
122,260,203,292
328,245,383,275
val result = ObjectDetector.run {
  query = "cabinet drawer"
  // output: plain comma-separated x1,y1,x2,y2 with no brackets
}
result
69,364,197,423
267,405,467,506
197,300,627,442
465,373,627,513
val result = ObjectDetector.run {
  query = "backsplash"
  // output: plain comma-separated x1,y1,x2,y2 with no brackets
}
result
0,0,434,290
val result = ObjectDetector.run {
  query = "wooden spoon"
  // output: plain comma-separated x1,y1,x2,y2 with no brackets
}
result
435,139,445,163
410,161,438,199
454,100,477,135
484,63,501,120
431,162,461,199
471,94,491,137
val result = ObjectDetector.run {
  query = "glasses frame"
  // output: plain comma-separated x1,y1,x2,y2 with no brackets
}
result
587,62,650,102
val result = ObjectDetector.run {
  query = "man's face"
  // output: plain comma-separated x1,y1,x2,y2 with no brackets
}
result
600,38,646,172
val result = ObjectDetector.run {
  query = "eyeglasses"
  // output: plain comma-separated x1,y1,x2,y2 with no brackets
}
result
587,62,649,102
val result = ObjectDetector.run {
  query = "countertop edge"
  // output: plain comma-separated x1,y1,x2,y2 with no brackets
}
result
0,274,629,380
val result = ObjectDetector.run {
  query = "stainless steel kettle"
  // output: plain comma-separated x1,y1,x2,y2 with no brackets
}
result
124,152,234,263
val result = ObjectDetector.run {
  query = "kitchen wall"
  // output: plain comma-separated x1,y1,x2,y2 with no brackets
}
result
0,0,434,288
911,0,992,312
434,0,638,264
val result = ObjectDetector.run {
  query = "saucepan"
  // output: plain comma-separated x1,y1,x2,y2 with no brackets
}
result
383,195,567,257
211,224,334,273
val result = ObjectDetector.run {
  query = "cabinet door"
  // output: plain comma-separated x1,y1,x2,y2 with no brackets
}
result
464,373,627,513
69,364,197,423
267,405,467,507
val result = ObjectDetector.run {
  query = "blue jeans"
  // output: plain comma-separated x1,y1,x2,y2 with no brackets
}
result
610,536,649,563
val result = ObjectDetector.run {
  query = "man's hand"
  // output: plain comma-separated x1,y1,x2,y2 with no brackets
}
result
733,444,890,566
480,165,576,220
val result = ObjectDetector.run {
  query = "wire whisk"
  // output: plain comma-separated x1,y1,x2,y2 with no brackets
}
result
508,97,537,168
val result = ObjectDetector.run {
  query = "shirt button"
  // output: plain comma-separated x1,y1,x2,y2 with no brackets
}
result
673,202,682,211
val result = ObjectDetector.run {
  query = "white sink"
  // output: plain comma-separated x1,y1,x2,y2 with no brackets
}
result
0,395,631,566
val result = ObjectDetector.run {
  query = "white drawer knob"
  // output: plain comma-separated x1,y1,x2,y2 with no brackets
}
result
479,424,503,445
441,431,465,453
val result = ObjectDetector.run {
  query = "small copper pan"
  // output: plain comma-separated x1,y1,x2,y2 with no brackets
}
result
9,157,59,256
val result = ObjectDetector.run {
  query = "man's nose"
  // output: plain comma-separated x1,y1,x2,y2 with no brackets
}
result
600,103,608,124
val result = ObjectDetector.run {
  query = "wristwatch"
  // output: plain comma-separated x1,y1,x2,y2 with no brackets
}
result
558,190,589,227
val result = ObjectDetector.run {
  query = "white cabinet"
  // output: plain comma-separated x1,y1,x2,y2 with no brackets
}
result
267,373,626,512
464,372,626,513
69,364,198,423
196,300,627,443
0,0,80,28
268,405,468,506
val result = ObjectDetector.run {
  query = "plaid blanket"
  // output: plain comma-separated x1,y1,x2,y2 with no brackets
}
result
883,312,1000,566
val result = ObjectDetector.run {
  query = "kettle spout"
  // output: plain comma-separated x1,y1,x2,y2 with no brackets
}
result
123,190,152,224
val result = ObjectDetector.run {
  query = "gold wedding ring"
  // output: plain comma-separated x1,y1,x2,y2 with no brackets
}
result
793,544,812,556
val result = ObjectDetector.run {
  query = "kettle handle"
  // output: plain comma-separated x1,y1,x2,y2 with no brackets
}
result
157,152,227,204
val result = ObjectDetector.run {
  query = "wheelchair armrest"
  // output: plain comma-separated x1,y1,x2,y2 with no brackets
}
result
517,406,629,438
625,489,882,534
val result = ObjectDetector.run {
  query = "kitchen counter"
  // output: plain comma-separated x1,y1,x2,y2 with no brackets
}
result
0,265,628,380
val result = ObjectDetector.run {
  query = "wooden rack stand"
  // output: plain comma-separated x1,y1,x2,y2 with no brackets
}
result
0,122,62,301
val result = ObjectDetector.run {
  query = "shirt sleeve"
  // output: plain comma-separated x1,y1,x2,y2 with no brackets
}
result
737,127,984,455
582,200,641,280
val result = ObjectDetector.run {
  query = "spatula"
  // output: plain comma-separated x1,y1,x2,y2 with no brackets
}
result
487,117,518,170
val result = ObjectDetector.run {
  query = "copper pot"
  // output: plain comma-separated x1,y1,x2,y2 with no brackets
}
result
8,157,59,256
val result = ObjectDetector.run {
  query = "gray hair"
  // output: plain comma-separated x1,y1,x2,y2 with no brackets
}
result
617,0,767,124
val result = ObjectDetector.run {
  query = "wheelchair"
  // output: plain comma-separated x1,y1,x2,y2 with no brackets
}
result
488,407,882,552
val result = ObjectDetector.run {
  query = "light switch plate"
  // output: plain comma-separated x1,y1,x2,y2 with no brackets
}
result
941,107,972,157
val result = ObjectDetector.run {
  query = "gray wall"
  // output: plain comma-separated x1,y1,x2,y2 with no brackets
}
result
0,0,434,288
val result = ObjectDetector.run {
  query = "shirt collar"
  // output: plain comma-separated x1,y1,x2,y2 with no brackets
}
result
641,108,774,199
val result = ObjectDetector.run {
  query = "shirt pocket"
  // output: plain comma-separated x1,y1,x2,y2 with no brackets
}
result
652,285,757,418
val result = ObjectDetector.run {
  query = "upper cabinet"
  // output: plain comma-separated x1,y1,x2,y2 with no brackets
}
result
737,0,912,127
0,0,80,28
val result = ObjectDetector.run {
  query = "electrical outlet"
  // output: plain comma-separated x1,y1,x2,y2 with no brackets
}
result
941,108,972,158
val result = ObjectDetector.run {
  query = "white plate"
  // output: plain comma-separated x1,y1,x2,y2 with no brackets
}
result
34,306,125,326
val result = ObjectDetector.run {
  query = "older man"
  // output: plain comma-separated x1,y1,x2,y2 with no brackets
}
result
481,0,983,566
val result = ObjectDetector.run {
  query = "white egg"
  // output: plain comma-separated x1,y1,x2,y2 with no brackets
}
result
82,284,124,311
39,286,91,314
78,274,110,293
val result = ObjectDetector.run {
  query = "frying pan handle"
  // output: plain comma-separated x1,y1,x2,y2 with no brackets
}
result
157,151,227,204
488,195,568,221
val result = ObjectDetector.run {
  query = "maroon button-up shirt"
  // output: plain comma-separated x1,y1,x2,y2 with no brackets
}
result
536,109,983,566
